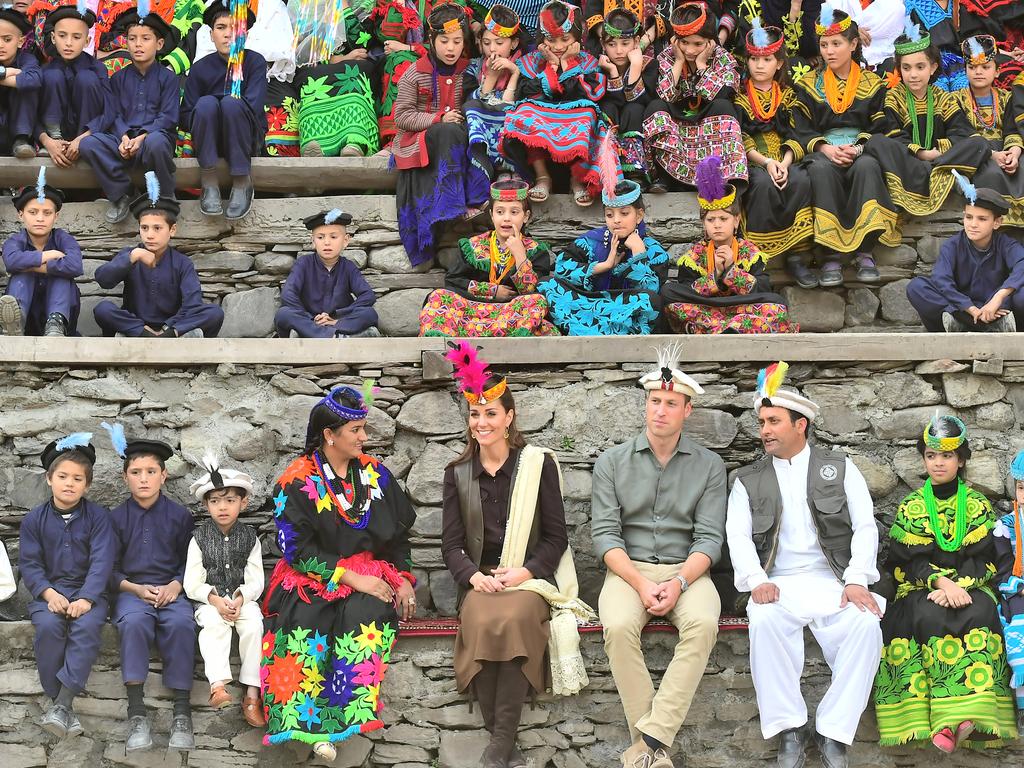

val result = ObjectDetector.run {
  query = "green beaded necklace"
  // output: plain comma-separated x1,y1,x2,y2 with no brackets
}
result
906,86,935,151
922,478,968,552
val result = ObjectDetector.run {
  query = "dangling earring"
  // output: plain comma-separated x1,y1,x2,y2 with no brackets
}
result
503,428,510,439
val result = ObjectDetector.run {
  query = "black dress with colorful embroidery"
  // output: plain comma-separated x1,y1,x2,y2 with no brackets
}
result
864,84,990,216
735,82,813,257
961,86,1024,227
661,238,796,334
418,231,559,337
791,66,903,254
261,453,415,748
874,480,1017,747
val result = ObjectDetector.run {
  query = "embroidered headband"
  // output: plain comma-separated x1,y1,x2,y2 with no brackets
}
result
922,413,968,452
746,17,783,57
695,155,737,211
671,3,707,38
602,179,643,208
815,3,852,37
428,6,465,35
446,341,508,405
893,18,930,56
962,35,996,66
484,8,519,37
603,9,640,38
539,1,574,38
491,180,530,201
319,385,370,422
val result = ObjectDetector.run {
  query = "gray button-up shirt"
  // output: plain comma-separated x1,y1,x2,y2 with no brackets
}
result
591,431,727,566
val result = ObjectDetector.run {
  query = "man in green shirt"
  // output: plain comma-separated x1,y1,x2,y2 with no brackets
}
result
591,344,727,768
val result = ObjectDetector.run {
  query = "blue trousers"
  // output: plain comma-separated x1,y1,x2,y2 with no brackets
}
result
906,275,1024,331
0,88,40,148
93,300,224,337
5,273,80,334
29,597,108,699
113,592,196,690
40,66,106,138
273,306,379,338
189,95,261,176
78,132,176,202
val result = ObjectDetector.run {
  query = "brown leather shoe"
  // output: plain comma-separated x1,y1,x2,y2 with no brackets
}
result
208,686,232,709
242,696,266,728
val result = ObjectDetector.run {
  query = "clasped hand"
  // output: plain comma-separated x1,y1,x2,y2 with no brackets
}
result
638,577,682,617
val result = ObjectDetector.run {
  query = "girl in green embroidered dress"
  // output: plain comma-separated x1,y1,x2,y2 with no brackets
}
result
874,414,1017,752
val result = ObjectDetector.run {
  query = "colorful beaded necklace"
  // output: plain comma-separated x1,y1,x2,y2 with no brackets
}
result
906,86,935,150
823,65,860,114
488,230,515,284
313,451,371,529
968,89,998,130
747,80,782,122
922,478,968,552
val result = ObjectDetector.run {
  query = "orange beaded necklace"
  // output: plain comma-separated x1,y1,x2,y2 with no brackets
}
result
823,64,860,114
747,80,783,121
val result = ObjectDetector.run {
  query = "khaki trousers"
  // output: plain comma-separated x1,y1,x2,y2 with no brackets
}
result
598,562,720,746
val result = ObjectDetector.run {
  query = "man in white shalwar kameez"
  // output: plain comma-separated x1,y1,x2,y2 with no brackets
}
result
726,363,885,768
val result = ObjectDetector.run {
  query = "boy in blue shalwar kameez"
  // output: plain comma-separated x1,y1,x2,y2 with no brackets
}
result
906,173,1024,333
273,208,380,339
0,6,41,158
104,426,196,752
1,169,82,337
93,176,224,338
20,434,114,740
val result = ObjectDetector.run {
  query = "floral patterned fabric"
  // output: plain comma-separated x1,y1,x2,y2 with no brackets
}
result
262,453,415,747
874,484,1018,747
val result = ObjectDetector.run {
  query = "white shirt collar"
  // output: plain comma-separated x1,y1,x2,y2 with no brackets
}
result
772,442,810,469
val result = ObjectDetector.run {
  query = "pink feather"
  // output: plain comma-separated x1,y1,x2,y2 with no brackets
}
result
445,342,491,397
597,127,620,200
695,155,726,202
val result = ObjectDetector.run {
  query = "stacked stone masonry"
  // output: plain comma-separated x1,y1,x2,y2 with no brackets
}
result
0,195,1007,336
1,354,1024,766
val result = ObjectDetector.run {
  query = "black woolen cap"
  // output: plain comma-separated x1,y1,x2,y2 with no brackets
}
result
123,438,174,462
0,7,32,34
41,440,97,470
13,184,65,211
303,210,353,230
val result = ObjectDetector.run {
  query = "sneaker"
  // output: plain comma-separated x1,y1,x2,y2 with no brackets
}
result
43,312,68,337
340,144,364,158
621,740,654,768
125,715,152,752
312,742,336,761
179,328,204,339
985,313,1017,333
301,140,324,157
650,748,675,768
40,703,70,738
942,312,968,333
0,294,23,336
12,137,35,159
66,712,83,738
167,714,195,751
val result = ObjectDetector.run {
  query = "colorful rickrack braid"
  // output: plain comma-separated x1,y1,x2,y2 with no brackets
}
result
539,2,574,39
671,2,707,37
603,11,640,38
814,4,853,36
491,180,530,201
484,8,519,37
962,35,997,66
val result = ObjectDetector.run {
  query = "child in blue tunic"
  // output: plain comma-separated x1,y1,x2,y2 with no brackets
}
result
906,175,1024,332
37,5,113,169
1,173,82,337
180,0,266,220
538,180,669,335
105,430,196,752
93,188,225,338
20,434,114,740
994,450,1024,732
78,8,179,224
273,208,380,339
0,6,41,158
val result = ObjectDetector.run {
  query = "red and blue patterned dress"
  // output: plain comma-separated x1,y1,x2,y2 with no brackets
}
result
261,453,415,749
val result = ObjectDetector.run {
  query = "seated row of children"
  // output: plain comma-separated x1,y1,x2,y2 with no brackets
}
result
0,169,380,338
3,429,266,751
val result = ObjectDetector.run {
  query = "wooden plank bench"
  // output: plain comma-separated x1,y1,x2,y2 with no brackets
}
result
0,156,396,194
397,616,749,636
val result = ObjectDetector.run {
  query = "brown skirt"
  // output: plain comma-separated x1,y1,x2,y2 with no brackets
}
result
454,590,550,694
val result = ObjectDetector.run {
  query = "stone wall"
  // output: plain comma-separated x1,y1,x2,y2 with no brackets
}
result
1,354,1023,767
0,195,1003,336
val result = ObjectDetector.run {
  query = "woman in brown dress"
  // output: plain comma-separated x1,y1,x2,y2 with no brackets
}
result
440,343,573,768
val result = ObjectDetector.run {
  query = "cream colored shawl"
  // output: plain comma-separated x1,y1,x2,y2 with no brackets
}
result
498,445,595,696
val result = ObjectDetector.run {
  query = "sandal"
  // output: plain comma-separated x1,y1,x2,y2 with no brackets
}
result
931,727,956,754
242,696,266,728
529,175,551,203
571,178,594,207
818,258,845,288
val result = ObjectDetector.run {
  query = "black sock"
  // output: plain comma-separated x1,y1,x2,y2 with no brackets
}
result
126,683,146,718
55,685,76,709
642,734,666,752
173,688,191,718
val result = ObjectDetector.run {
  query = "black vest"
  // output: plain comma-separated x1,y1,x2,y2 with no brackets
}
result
194,518,258,598
734,445,854,581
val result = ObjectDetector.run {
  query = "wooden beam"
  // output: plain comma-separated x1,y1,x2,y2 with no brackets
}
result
0,334,1020,367
0,157,396,193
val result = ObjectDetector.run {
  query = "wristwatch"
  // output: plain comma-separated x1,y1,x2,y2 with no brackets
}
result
674,575,689,593
0,66,7,81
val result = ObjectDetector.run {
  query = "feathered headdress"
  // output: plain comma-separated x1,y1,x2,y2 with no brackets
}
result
637,342,704,397
746,15,783,57
144,170,160,205
695,155,737,212
324,208,344,225
815,3,852,36
598,128,640,207
923,411,967,452
752,361,819,421
76,0,87,15
56,432,93,451
36,166,45,204
138,0,150,19
101,421,128,458
751,16,768,49
445,341,507,405
962,35,996,66
951,169,978,205
755,361,789,401
894,17,930,56
818,3,834,29
188,449,255,499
